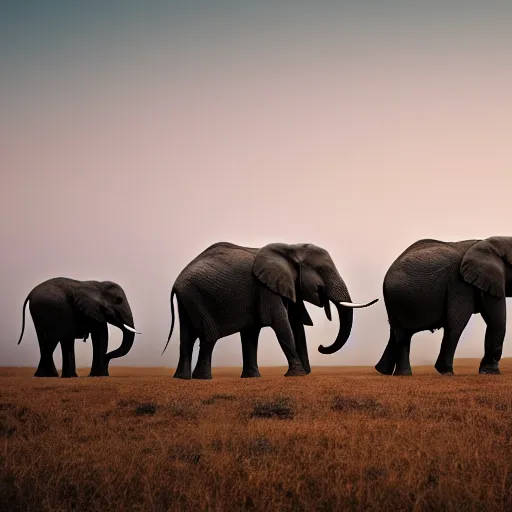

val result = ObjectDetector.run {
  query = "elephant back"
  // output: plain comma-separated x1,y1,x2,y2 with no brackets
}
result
28,278,87,340
174,243,261,342
383,239,479,329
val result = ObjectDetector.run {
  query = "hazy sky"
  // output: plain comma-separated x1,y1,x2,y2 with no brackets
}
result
1,1,512,371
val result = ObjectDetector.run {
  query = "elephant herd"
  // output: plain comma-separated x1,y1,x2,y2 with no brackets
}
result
16,236,512,379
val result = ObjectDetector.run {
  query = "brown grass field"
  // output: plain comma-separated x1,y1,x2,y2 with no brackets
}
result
2,359,512,511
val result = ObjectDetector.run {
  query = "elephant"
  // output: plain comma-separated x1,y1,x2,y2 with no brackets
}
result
162,242,378,380
17,277,141,378
375,236,512,377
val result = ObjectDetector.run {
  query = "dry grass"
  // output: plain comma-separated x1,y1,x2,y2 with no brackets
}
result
2,359,512,511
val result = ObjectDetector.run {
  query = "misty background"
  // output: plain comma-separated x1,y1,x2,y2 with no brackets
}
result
1,1,511,370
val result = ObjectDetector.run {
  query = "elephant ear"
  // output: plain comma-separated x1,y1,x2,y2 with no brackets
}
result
253,243,297,302
460,240,507,299
73,288,106,323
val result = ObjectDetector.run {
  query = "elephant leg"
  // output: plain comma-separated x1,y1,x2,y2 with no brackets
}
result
34,329,59,377
479,295,506,375
60,338,78,378
434,324,469,375
174,307,197,380
192,339,216,380
288,306,311,374
434,288,474,375
375,327,398,375
90,323,109,377
272,317,306,377
240,326,262,378
393,331,413,376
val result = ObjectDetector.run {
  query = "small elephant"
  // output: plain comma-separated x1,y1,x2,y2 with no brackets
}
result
17,277,141,378
163,242,378,379
375,237,512,377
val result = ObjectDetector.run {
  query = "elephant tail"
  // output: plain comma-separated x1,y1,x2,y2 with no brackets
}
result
161,288,176,355
17,295,30,345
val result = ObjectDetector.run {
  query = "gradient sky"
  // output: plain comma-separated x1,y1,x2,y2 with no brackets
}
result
1,1,512,370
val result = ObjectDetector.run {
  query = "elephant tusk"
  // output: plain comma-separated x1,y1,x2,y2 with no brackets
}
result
123,324,141,334
338,299,379,308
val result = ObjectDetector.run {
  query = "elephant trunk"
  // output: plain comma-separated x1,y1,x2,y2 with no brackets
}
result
105,310,137,361
318,301,354,354
317,270,378,355
105,328,135,361
316,271,354,355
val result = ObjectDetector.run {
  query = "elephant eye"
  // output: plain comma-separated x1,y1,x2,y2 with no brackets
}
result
114,296,123,305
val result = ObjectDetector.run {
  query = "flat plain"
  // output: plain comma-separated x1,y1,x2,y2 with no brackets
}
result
2,359,512,511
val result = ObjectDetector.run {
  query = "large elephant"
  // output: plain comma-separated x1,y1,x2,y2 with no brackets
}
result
17,277,141,378
375,237,512,377
163,242,378,380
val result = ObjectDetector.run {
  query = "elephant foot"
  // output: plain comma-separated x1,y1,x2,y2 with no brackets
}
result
393,369,412,376
61,373,78,379
479,364,500,375
375,361,395,375
89,367,109,377
173,371,192,380
241,368,261,378
434,363,454,376
192,363,212,379
34,366,59,378
192,372,212,380
284,366,307,377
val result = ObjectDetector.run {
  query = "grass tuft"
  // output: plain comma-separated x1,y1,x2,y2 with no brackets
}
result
201,393,237,405
251,396,294,420
331,396,386,416
134,402,158,415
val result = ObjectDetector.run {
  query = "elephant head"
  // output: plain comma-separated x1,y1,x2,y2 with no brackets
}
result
460,236,512,298
253,243,378,355
73,281,140,361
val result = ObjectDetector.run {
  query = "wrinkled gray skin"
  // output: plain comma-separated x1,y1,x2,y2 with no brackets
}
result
163,242,378,380
17,277,139,378
375,237,512,377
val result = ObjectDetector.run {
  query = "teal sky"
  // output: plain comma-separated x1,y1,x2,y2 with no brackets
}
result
3,1,511,107
1,1,512,370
